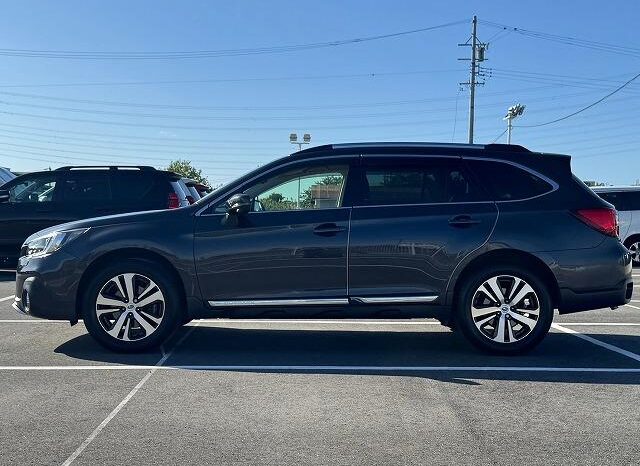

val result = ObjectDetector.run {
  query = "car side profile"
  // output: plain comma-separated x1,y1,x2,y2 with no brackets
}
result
0,165,187,267
13,143,633,354
592,186,640,266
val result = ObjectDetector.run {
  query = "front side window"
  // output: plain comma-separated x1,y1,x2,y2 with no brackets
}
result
215,164,348,213
9,175,57,203
361,159,481,206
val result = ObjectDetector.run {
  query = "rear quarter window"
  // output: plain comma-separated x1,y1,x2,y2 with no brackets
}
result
465,160,553,201
112,172,163,202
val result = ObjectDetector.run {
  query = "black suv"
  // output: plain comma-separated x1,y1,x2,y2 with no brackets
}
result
13,143,633,354
0,166,186,267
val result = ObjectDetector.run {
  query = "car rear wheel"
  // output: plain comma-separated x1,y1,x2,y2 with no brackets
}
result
456,265,553,354
82,259,181,352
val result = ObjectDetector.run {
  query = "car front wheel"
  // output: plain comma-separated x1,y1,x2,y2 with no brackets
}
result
82,259,181,352
456,266,554,354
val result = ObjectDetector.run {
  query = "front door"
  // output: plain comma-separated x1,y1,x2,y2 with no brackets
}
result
348,155,498,302
194,159,355,306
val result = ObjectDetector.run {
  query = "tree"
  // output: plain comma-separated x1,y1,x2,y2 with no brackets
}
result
166,159,210,186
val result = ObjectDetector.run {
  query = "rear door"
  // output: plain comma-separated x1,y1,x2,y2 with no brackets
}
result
348,155,498,302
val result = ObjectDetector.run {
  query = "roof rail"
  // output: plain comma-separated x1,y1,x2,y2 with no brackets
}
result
55,165,156,171
484,143,530,153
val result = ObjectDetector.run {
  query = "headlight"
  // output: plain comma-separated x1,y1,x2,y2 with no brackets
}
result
22,228,89,258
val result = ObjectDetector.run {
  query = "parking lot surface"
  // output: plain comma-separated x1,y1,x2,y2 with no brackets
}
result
2,271,640,465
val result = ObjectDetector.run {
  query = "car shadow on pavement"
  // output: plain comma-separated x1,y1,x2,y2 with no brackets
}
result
54,325,640,385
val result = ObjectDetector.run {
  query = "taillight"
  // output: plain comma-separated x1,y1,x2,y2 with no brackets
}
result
167,192,180,209
574,208,619,237
186,195,195,205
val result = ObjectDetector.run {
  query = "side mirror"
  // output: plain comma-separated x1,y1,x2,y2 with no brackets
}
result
0,190,9,203
225,193,251,215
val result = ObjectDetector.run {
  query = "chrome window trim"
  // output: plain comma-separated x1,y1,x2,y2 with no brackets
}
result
350,296,438,304
196,155,355,217
208,298,349,307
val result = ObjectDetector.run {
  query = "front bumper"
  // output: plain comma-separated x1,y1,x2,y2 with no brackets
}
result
14,251,82,321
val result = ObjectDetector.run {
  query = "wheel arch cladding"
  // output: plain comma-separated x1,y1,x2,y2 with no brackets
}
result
76,248,188,320
449,249,560,312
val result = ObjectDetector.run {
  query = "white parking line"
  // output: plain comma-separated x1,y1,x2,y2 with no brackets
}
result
625,303,640,310
61,322,200,466
552,323,640,363
557,323,640,326
0,295,14,303
0,364,639,373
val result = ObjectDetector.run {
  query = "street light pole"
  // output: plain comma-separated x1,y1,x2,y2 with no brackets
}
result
504,104,525,144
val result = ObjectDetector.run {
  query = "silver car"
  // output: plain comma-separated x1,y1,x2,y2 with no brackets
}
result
593,186,640,265
0,167,15,187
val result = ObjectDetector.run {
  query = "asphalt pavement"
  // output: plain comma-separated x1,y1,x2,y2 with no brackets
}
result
1,270,640,465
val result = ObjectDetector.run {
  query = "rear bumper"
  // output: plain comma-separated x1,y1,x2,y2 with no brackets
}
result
14,251,81,321
549,238,633,314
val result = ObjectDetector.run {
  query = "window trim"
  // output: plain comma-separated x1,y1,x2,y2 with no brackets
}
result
196,155,358,216
463,156,558,203
353,154,491,208
7,172,62,204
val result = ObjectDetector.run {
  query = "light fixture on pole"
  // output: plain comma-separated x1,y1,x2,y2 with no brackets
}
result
290,133,311,151
504,104,525,144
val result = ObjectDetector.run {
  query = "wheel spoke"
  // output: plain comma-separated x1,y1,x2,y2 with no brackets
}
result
509,282,535,308
506,318,516,342
132,310,156,336
508,311,537,329
107,311,129,338
476,313,497,327
492,314,507,342
484,277,505,304
136,289,163,308
123,273,136,303
112,276,127,301
138,309,162,325
96,295,126,308
472,305,498,319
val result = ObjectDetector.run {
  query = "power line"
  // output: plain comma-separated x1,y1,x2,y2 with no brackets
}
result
517,70,640,128
481,20,640,58
0,20,466,60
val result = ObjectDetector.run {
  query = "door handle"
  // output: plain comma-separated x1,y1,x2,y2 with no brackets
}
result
448,215,481,227
313,223,347,236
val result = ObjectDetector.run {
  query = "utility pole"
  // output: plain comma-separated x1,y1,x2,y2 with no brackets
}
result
458,15,486,144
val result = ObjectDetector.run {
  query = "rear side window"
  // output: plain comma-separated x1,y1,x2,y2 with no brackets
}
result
597,191,640,211
465,160,553,201
62,173,111,202
361,158,482,205
112,172,162,202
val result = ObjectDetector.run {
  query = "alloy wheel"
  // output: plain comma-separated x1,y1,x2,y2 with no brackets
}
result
95,273,165,341
628,242,640,265
470,274,540,344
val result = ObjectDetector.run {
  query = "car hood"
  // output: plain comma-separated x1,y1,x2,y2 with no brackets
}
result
24,208,191,242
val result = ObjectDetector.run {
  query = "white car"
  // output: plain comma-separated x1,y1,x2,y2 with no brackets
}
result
593,186,640,265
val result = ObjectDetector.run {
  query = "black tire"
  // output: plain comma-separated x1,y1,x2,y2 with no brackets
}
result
455,265,553,355
82,258,182,352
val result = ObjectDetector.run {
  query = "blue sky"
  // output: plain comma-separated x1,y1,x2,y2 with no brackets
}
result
0,0,638,185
